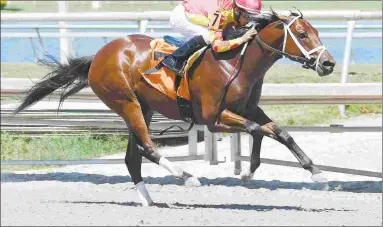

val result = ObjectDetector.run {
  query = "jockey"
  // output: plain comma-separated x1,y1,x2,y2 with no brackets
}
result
162,0,262,76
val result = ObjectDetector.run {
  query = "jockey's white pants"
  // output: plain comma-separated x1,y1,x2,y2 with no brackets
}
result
169,4,210,44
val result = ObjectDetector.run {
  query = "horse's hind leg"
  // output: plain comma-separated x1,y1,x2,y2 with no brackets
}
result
119,100,186,170
90,66,200,205
123,104,200,206
101,97,187,204
124,105,154,206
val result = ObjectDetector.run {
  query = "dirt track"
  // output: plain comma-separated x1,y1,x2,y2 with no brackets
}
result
1,115,382,226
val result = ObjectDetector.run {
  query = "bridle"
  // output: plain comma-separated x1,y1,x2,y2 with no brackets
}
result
252,13,327,73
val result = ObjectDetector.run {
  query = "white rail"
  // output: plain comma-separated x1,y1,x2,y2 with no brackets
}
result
1,11,382,21
1,32,381,39
1,24,381,30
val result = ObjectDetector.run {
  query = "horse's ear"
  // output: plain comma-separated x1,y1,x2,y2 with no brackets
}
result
292,6,304,18
274,22,284,30
269,6,277,15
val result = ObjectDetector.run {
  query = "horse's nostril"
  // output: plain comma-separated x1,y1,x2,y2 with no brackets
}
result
323,60,336,68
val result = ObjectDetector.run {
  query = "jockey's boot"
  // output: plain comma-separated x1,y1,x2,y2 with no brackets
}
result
162,35,207,76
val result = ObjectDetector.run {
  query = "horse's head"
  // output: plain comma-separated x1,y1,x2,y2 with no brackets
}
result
269,9,336,76
239,9,336,76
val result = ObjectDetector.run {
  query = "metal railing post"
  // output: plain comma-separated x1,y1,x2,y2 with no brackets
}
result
204,126,218,165
339,19,356,117
139,19,149,34
92,1,101,9
58,1,72,64
188,126,197,156
231,133,242,175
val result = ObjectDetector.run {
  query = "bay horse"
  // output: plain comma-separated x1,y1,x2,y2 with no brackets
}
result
13,10,335,206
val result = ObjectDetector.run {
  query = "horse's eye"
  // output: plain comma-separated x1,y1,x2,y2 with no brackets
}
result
299,32,308,39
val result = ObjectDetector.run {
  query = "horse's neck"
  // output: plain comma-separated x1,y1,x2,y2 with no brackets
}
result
241,28,284,80
213,26,283,83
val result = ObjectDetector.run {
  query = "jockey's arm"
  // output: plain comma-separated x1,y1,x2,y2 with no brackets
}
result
207,8,247,52
208,29,246,52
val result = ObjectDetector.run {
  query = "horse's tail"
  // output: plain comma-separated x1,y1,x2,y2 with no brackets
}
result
13,55,93,115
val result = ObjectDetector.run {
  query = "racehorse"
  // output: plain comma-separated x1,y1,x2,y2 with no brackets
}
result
13,9,335,206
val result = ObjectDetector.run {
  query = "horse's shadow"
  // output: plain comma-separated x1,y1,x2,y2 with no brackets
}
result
2,171,381,193
46,200,354,212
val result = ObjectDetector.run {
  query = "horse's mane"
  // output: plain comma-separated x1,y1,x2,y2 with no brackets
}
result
223,9,302,40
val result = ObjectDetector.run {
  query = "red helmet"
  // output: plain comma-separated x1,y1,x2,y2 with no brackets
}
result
234,0,262,14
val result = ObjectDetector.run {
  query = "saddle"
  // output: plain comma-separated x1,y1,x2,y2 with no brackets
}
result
138,37,208,123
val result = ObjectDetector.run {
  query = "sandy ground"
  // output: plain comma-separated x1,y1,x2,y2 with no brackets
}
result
1,114,382,226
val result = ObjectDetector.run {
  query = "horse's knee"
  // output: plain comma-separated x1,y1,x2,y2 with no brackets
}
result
244,120,261,134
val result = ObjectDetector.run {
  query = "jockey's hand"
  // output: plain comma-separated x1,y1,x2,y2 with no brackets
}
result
242,27,258,42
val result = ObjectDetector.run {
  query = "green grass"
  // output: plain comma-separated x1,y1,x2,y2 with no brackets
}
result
264,64,382,83
1,133,128,171
261,104,382,127
1,62,51,79
262,64,382,126
1,1,381,12
1,62,381,104
2,62,381,82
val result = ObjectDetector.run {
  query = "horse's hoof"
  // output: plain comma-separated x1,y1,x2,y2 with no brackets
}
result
159,157,184,178
240,171,254,182
184,176,201,187
172,166,185,179
311,172,328,183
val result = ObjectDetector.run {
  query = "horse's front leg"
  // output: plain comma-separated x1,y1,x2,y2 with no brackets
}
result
239,133,263,182
264,121,328,182
209,109,274,182
211,109,327,183
239,106,273,182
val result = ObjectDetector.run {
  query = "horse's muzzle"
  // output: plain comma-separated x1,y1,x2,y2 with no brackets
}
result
318,58,336,76
305,57,336,77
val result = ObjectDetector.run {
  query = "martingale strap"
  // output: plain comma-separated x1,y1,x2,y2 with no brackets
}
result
158,74,195,136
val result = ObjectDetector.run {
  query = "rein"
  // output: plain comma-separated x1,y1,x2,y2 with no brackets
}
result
214,27,254,123
254,35,310,66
